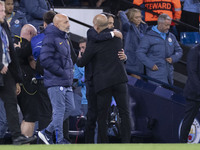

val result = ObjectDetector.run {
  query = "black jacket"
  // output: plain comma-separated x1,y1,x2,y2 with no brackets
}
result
77,28,128,93
184,44,200,101
0,20,22,85
84,27,113,82
14,37,36,83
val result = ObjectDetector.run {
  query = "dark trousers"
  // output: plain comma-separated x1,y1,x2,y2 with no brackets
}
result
97,83,131,143
180,98,200,143
0,71,21,139
84,81,97,143
36,83,52,130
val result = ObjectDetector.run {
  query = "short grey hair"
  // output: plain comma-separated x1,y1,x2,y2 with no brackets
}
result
157,13,171,23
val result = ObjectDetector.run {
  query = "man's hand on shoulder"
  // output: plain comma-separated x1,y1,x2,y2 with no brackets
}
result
118,49,127,61
113,29,123,39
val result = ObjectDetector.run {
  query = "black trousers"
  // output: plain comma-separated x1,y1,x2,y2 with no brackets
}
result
36,83,52,130
180,98,200,143
97,83,131,143
17,81,39,122
0,71,21,139
84,81,98,143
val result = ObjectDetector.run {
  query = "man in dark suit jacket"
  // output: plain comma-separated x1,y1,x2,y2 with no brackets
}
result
77,14,131,143
83,22,124,143
0,1,35,145
180,44,200,143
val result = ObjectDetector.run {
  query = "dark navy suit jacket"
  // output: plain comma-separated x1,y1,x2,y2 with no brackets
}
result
84,28,113,82
77,28,128,93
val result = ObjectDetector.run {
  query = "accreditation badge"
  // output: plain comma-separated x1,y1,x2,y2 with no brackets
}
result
168,37,172,43
15,19,20,24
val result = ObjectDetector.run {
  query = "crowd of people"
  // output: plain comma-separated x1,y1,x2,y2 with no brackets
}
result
0,0,199,145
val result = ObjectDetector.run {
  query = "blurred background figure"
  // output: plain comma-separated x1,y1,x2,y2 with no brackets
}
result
133,0,182,39
52,0,81,7
3,0,27,38
119,8,148,79
73,38,88,116
178,0,200,32
19,0,50,31
133,0,182,26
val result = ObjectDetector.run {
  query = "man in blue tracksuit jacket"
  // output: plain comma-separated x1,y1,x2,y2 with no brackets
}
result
3,0,27,38
8,10,27,37
136,14,183,85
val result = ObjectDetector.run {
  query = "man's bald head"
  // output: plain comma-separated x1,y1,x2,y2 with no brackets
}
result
53,14,70,33
93,14,108,33
20,24,37,41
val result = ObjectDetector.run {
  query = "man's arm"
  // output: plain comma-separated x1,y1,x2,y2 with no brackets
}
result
172,0,182,21
76,41,96,67
87,28,122,42
118,10,131,32
167,37,183,63
40,38,64,76
136,36,157,70
68,38,77,64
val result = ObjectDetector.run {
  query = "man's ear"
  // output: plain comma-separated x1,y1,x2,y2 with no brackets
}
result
53,22,59,28
43,22,47,28
96,26,101,33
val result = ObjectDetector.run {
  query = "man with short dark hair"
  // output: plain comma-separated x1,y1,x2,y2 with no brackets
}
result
43,10,56,25
31,11,56,132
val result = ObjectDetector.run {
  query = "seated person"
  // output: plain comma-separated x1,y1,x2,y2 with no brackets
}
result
3,0,27,38
19,0,50,31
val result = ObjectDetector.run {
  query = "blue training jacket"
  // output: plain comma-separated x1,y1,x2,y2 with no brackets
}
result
9,10,27,37
136,29,183,85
